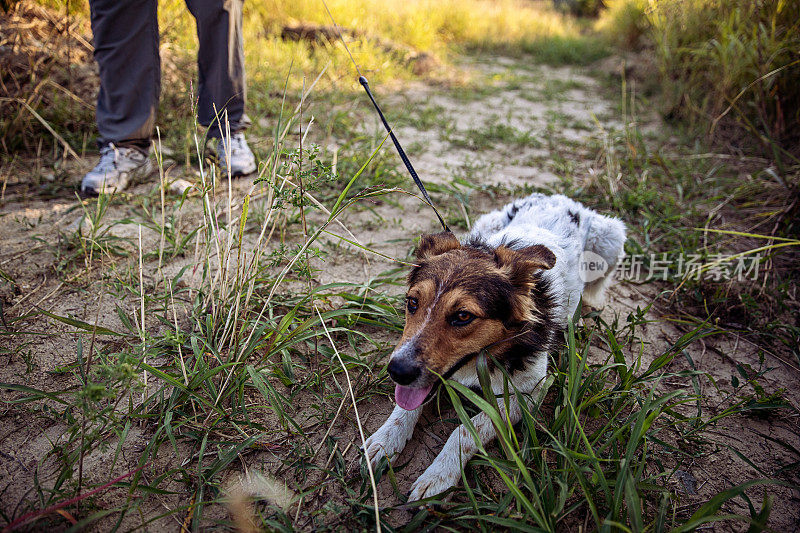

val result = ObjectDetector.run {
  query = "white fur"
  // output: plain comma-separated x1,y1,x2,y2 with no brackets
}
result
473,193,627,317
364,193,626,501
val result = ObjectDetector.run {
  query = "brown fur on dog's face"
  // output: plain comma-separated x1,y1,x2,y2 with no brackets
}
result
388,232,555,389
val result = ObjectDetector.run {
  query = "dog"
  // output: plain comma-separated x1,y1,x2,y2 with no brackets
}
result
363,193,626,501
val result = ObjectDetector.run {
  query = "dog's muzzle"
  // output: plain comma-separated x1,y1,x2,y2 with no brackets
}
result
388,341,432,410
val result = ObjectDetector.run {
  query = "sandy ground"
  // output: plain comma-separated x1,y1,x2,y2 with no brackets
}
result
1,55,799,531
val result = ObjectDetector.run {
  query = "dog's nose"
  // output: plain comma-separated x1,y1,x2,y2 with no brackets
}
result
387,358,422,385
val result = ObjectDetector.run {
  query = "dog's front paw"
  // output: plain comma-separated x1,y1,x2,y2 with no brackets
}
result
363,422,413,470
407,460,460,502
363,431,392,470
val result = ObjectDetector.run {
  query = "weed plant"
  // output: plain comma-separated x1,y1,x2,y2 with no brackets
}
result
597,0,800,164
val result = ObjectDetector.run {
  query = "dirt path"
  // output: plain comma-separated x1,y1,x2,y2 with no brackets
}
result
1,55,798,530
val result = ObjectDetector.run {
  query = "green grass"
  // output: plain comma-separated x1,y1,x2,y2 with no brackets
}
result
445,122,541,151
424,319,780,531
2,81,798,530
1,103,408,529
2,1,799,530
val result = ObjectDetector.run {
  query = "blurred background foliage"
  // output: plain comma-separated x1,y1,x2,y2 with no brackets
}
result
2,0,798,163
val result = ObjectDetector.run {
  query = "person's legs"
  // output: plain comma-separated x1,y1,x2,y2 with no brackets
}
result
82,0,158,194
185,0,255,176
89,0,160,151
185,0,249,137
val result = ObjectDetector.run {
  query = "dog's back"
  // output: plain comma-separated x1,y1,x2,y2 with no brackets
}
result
471,193,626,316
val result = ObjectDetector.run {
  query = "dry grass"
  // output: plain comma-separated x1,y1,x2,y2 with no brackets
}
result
596,0,800,164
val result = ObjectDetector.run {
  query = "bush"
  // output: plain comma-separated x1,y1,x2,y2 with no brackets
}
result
656,0,799,162
599,0,800,164
595,0,649,49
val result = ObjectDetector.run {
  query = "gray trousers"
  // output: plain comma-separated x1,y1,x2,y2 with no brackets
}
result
89,0,249,149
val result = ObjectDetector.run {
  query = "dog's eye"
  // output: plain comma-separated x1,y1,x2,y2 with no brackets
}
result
450,311,475,326
406,297,418,314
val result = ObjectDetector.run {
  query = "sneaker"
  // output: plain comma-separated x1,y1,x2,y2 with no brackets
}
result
81,143,153,195
215,132,257,177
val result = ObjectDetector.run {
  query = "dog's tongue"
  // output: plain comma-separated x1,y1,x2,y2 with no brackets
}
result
395,384,432,411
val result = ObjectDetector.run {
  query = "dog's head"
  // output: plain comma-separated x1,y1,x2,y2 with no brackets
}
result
389,231,556,410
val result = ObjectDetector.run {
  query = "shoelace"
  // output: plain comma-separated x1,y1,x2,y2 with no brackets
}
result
95,144,144,172
94,143,120,172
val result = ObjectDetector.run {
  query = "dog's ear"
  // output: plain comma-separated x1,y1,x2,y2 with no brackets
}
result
494,244,556,288
416,231,461,260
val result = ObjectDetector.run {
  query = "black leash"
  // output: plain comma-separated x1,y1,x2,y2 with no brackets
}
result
320,0,450,233
358,76,449,232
